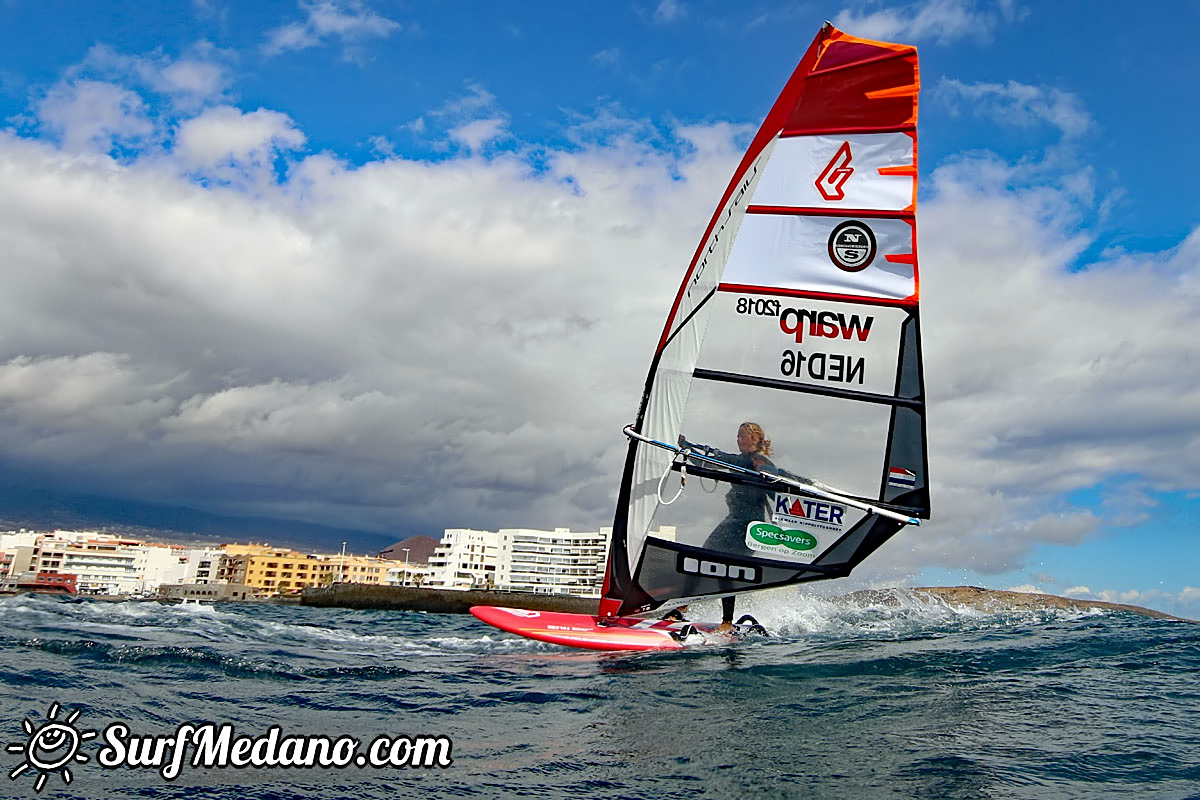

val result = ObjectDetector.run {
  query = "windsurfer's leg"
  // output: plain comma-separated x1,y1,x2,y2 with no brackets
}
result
715,596,736,633
721,596,735,622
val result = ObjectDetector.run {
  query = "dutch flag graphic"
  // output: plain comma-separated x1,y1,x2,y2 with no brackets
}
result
888,467,917,489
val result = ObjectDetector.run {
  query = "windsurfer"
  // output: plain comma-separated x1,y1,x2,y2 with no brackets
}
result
682,421,775,633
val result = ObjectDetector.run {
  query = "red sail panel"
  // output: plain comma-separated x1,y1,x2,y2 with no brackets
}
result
784,35,919,135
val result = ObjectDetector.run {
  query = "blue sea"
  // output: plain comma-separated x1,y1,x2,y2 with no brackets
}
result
1,591,1197,800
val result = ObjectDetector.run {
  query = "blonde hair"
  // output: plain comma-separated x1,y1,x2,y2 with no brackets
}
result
739,422,773,457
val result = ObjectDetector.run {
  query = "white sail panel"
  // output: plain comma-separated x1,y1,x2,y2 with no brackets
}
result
721,214,916,301
662,145,775,345
749,133,916,211
662,378,898,499
696,295,906,397
619,146,774,582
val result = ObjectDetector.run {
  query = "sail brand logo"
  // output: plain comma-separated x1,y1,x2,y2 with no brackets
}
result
677,555,760,583
686,164,759,298
747,523,818,551
815,141,854,201
774,496,845,527
828,220,877,272
779,307,873,343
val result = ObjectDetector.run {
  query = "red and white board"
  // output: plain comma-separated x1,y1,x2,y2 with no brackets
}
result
470,606,731,652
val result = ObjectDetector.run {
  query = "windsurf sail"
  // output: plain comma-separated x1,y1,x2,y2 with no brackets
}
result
600,24,928,618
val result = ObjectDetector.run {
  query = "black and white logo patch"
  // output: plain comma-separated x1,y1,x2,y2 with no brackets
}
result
827,220,877,272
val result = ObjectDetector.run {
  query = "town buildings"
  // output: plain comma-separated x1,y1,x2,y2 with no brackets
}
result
1,524,654,601
0,530,390,599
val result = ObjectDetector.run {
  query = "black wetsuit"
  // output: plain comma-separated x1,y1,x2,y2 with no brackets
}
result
702,450,775,556
700,449,774,625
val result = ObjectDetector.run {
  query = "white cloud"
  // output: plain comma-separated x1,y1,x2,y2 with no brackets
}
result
833,0,1023,45
1177,587,1200,619
160,59,227,101
0,118,723,531
264,0,401,58
653,0,686,24
412,83,511,154
591,48,622,69
449,118,508,152
0,353,177,440
27,43,238,161
69,43,233,111
939,78,1092,139
36,80,155,154
174,106,307,183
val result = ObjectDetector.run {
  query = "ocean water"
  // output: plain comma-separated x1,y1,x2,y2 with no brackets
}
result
1,591,1197,800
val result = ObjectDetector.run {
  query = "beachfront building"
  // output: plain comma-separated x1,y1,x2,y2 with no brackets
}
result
497,527,610,597
422,526,676,597
216,544,330,596
0,532,39,588
177,547,225,585
336,555,391,586
385,561,432,587
31,531,148,595
424,529,500,590
216,543,391,597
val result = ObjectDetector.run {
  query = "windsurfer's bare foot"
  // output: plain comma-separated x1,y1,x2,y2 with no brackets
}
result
715,621,734,634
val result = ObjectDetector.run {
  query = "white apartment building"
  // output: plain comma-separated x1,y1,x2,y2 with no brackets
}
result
8,531,228,596
33,531,152,595
0,531,41,549
141,544,227,590
425,528,500,590
497,527,609,597
0,531,39,583
385,561,432,587
177,547,225,584
422,526,676,597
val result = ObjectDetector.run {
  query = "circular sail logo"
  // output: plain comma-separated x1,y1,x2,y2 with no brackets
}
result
827,220,876,272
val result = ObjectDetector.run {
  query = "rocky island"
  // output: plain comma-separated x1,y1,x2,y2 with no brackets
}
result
842,586,1190,622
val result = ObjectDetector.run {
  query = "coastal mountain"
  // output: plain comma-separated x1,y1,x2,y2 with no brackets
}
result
0,484,401,555
379,535,440,563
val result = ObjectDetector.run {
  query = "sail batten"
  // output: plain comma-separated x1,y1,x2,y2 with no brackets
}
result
747,206,911,219
601,24,927,618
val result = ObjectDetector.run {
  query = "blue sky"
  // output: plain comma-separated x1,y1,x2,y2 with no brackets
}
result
0,1,1197,616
